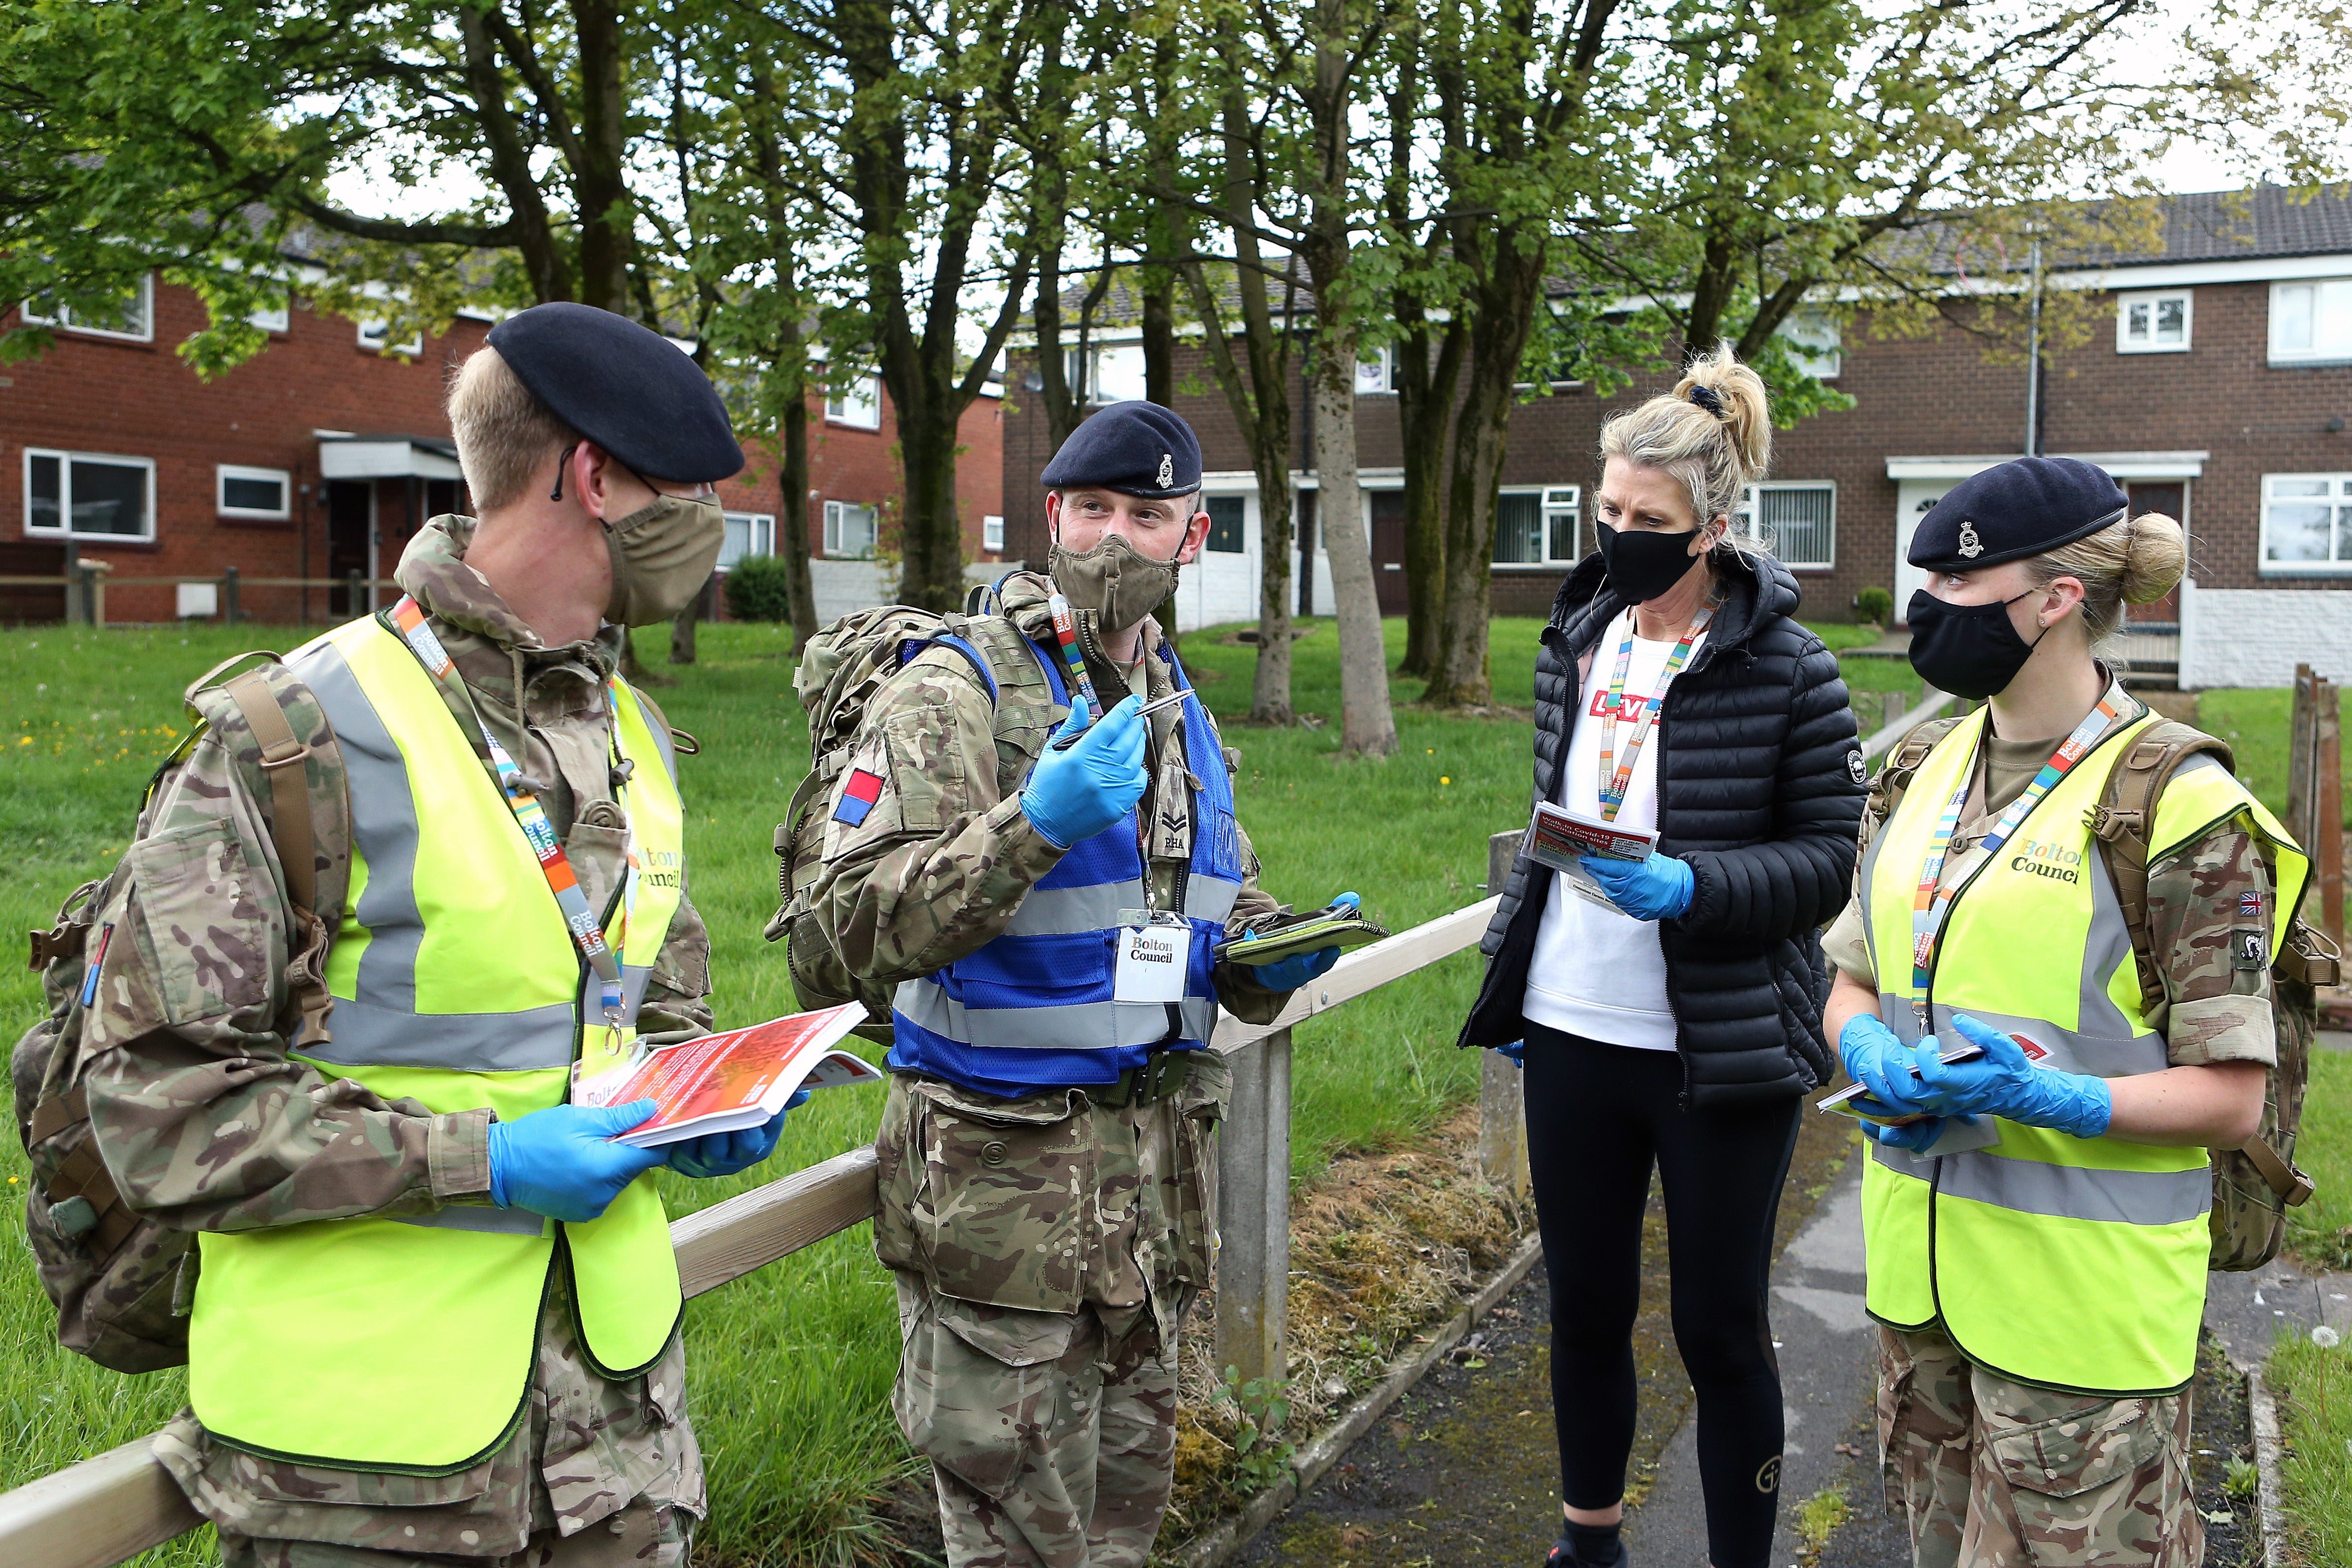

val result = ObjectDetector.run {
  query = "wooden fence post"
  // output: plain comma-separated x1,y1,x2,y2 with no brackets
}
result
1480,831,1530,1196
1215,1026,1291,1389
346,569,364,621
83,564,106,630
221,566,240,626
2287,665,2343,950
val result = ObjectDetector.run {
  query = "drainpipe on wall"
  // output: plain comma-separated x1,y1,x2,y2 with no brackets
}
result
2024,234,2044,458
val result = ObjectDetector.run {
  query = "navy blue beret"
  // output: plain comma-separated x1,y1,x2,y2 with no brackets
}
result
485,303,744,483
1041,401,1201,498
1908,456,2127,573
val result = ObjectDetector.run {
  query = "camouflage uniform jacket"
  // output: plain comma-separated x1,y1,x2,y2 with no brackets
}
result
81,514,710,1552
810,569,1292,1057
1822,693,2277,1067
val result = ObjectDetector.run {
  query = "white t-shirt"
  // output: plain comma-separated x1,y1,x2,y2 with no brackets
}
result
1521,609,1707,1052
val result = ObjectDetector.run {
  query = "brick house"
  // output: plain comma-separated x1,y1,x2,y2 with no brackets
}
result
0,272,1004,627
1001,186,2352,687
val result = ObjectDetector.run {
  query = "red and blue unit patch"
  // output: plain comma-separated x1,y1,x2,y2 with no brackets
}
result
2240,890,2263,919
834,768,886,827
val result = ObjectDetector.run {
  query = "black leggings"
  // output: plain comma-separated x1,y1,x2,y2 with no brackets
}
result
1522,1023,1800,1568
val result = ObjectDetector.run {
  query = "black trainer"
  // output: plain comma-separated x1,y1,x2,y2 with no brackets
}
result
1544,1533,1631,1568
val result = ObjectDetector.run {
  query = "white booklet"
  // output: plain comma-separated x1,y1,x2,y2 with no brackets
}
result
1523,801,1656,909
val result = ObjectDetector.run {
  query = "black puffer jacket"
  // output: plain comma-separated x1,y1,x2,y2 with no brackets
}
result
1458,549,1865,1106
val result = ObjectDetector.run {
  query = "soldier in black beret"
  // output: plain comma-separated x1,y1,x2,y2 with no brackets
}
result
457,300,745,632
1901,455,2137,701
1039,399,1211,661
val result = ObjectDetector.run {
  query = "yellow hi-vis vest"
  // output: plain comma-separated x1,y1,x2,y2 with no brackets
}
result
1859,705,2305,1396
187,613,689,1472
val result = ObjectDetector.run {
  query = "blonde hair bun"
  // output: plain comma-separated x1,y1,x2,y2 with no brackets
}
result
1673,346,1772,483
2119,512,2187,605
1600,343,1774,540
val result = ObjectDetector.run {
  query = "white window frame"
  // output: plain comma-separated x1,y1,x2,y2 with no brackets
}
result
216,463,292,521
1736,480,1837,570
823,498,879,558
2115,289,2192,354
24,447,158,543
356,317,422,355
982,513,1005,552
825,371,883,429
1355,345,1394,396
21,273,156,343
1492,485,1579,567
1066,345,1147,406
2269,279,2352,366
719,510,775,571
1778,311,1842,379
2258,472,2352,575
247,296,291,334
1542,485,1581,562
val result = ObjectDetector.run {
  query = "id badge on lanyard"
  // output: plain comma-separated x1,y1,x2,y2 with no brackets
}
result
1115,910,1190,1003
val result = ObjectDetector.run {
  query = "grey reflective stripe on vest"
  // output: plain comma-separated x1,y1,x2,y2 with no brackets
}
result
1185,875,1242,927
1006,882,1146,937
1938,1148,2210,1226
391,1206,552,1237
294,635,633,1074
1869,1140,2209,1225
1005,876,1240,936
299,999,576,1071
895,977,1219,1051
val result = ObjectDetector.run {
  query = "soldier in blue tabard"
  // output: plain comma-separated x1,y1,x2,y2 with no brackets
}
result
809,402,1353,1567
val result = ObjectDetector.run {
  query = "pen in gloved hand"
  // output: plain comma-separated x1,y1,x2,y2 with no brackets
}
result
1049,686,1197,750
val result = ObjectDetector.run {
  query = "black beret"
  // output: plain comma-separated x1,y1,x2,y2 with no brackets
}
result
1040,401,1201,499
1908,456,2128,573
484,302,743,483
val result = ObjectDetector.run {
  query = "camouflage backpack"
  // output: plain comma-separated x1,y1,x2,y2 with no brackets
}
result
12,654,343,1370
1872,714,2334,1273
766,591,1060,1040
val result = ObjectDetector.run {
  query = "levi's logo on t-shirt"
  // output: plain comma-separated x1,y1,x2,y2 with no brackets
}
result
1588,689,1649,723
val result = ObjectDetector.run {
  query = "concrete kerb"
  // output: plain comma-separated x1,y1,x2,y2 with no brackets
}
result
2245,1365,2289,1568
1174,1227,1548,1568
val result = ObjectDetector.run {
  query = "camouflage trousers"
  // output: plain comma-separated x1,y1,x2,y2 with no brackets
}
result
875,1058,1229,1568
217,1495,690,1568
1876,1323,2199,1568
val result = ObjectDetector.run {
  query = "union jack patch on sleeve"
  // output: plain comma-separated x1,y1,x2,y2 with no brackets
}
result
834,768,886,827
2240,890,2263,920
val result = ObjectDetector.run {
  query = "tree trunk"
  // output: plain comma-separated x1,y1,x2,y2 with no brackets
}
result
669,592,699,664
1142,272,1181,651
897,384,967,611
1313,329,1394,756
571,0,632,314
1425,252,1545,709
778,340,820,647
1392,316,1463,680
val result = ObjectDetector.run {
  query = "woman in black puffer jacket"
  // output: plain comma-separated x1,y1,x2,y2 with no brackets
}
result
1458,348,1864,1568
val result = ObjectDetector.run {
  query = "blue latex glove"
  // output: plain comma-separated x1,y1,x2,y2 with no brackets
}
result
488,1100,666,1223
1579,852,1695,922
1838,1013,1933,1118
1861,1114,1961,1152
1912,1014,2114,1139
1020,695,1149,850
665,1089,811,1180
1492,1040,1526,1071
1245,893,1357,991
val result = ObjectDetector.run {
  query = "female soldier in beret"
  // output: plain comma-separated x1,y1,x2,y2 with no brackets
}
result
1822,456,2305,1566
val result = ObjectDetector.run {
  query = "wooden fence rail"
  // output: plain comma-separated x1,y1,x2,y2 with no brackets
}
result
0,683,1954,1568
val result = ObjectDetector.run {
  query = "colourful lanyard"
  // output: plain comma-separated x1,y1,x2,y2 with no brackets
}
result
1596,604,1714,821
389,597,632,1035
1906,688,2128,1023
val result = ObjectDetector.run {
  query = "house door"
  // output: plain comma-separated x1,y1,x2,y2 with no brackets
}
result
1893,479,1958,621
1369,491,1409,616
327,480,376,617
2123,482,2185,624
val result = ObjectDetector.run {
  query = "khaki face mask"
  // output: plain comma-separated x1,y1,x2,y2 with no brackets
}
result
603,491,725,626
1048,530,1182,637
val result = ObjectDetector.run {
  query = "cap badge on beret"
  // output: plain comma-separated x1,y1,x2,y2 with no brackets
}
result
1157,452,1174,489
1957,521,1983,559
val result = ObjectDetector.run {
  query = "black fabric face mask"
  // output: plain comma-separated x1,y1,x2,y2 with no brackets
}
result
1905,589,2047,699
1597,521,1708,605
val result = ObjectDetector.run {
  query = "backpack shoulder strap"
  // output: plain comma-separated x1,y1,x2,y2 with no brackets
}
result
216,668,319,917
2087,719,2235,1017
1867,715,1967,825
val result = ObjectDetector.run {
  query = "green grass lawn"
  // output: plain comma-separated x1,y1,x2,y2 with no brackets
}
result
2288,1050,2352,1271
2269,1334,2352,1566
2201,687,2352,830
